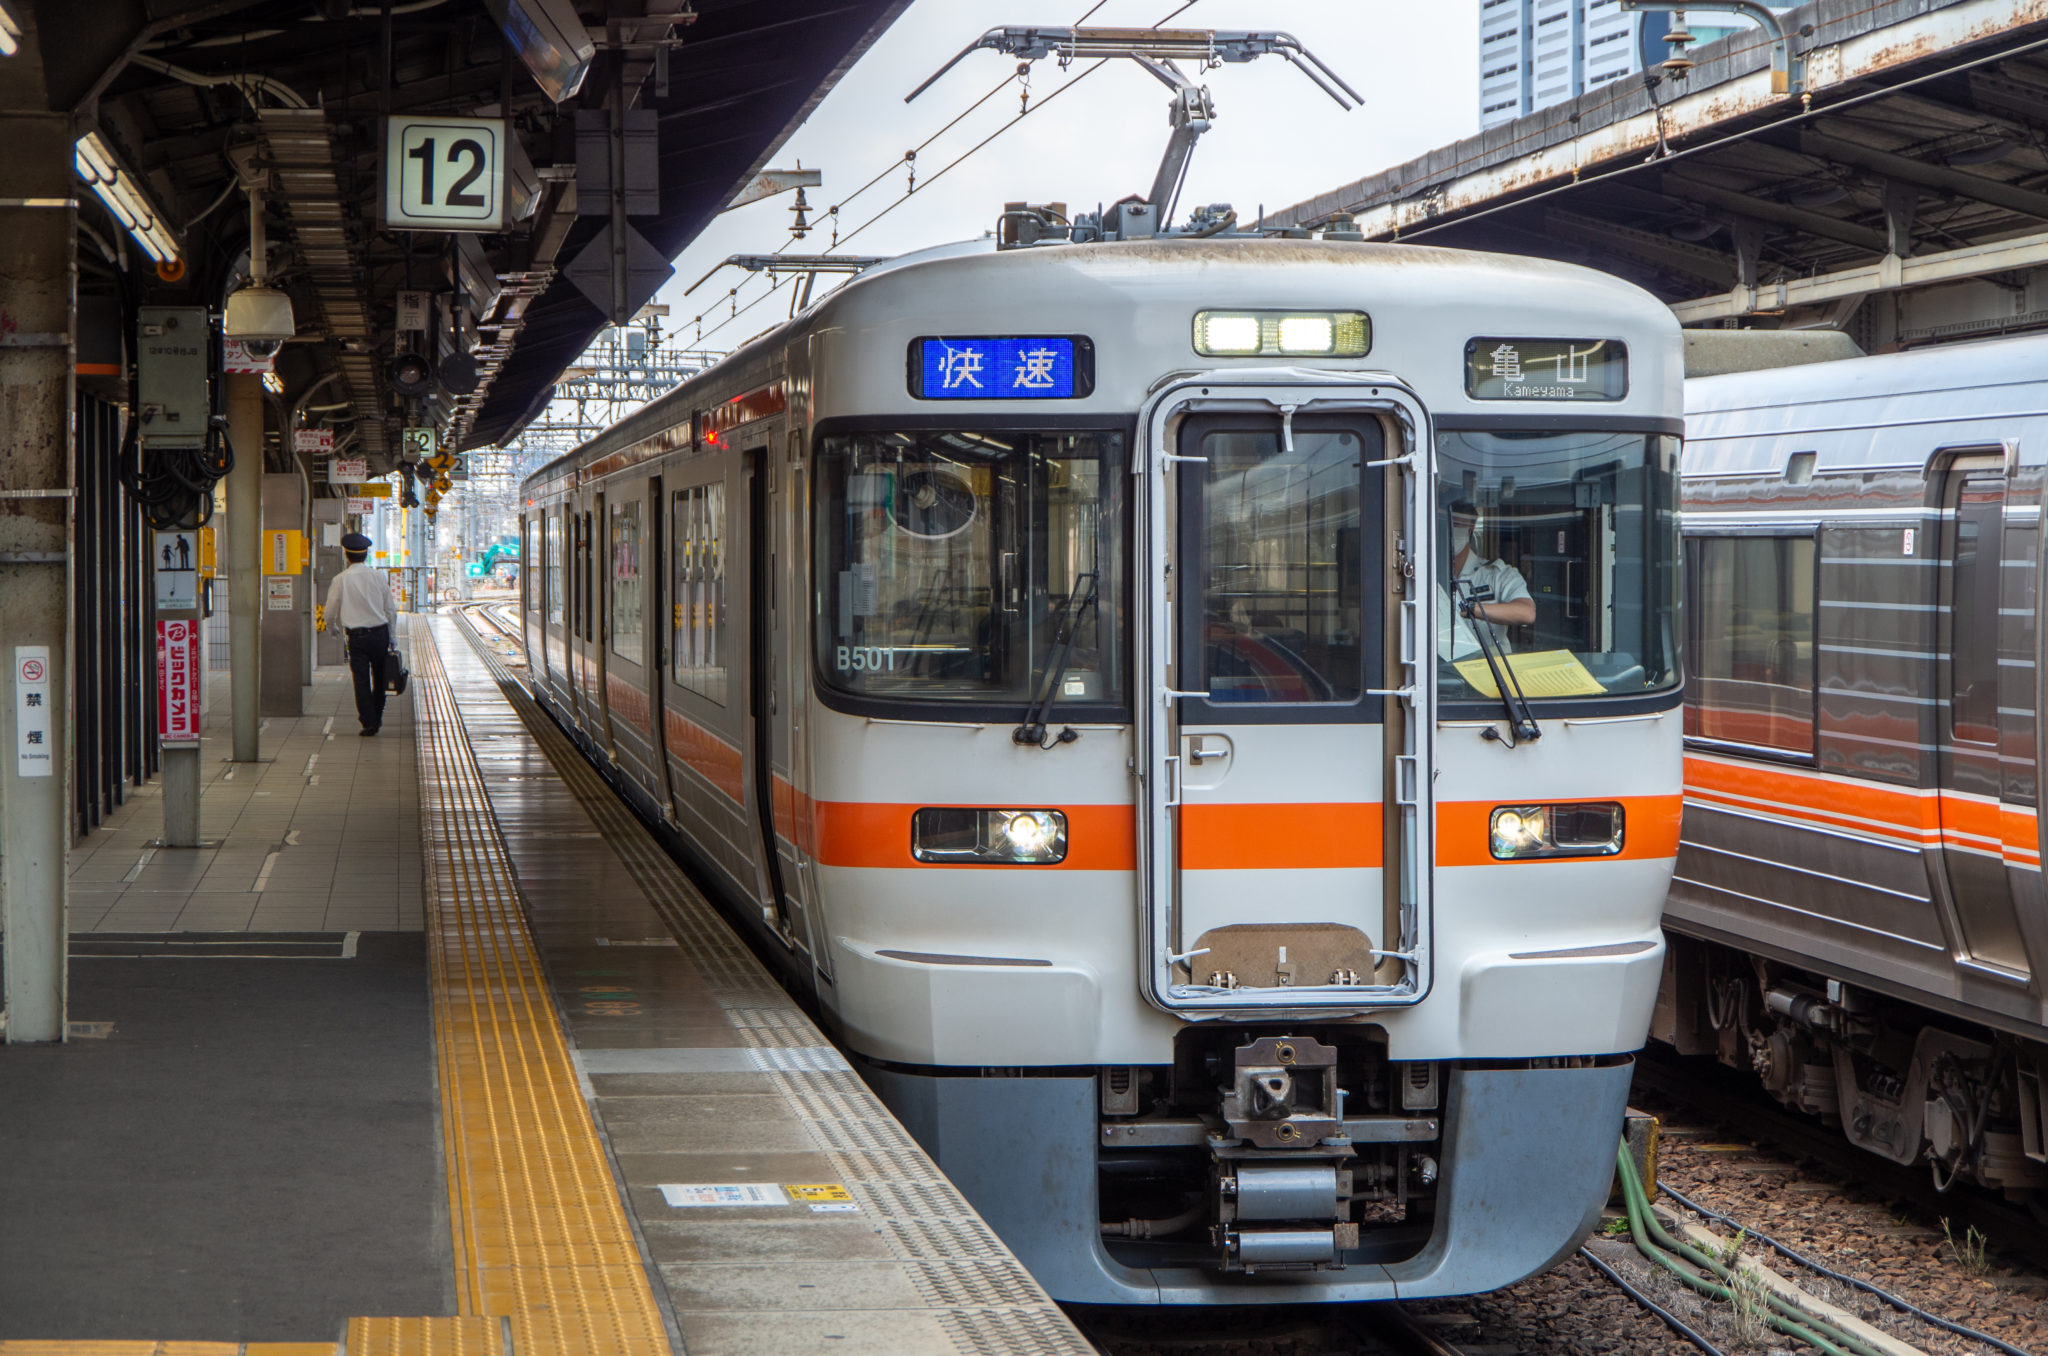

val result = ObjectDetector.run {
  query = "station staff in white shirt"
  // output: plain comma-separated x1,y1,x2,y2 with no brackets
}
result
1439,501,1536,660
321,532,397,735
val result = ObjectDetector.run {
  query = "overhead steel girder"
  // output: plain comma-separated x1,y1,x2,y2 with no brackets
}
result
1670,225,2048,323
1787,126,2048,222
1542,208,1738,287
1656,173,1891,254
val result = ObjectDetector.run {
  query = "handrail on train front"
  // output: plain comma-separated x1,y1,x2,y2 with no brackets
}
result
1132,367,1435,1017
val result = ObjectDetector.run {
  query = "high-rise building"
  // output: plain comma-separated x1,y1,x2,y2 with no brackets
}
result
1478,2,1755,129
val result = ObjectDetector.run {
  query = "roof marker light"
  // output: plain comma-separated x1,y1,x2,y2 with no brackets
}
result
1193,309,1369,359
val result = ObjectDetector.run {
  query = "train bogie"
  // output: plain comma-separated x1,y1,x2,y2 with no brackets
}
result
522,237,1686,1300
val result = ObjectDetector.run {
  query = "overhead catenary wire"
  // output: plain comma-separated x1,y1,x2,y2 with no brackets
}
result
692,0,1205,353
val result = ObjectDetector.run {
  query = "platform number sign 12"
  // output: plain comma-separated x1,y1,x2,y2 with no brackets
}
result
383,115,505,231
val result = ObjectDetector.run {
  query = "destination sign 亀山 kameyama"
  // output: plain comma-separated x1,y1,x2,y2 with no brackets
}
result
1466,338,1628,401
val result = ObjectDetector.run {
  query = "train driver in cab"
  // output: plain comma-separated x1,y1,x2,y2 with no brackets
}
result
1439,500,1535,659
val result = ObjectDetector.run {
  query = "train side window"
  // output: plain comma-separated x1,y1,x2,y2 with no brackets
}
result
547,513,563,625
1686,534,1816,756
671,484,728,704
580,511,594,641
611,497,645,665
1948,473,2004,746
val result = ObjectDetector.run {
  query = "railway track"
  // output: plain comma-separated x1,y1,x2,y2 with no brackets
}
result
1634,1044,2048,1272
1068,1301,1481,1356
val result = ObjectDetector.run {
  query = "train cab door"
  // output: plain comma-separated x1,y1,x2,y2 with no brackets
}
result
1935,455,2035,979
1165,413,1389,998
745,446,795,938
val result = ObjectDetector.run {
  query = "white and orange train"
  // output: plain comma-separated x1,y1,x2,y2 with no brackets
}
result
519,234,1686,1301
1660,336,2048,1207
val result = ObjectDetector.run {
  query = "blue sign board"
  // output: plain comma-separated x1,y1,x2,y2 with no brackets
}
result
912,336,1085,400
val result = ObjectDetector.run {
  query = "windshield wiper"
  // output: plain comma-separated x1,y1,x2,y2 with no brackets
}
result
1455,578,1541,747
1014,570,1100,749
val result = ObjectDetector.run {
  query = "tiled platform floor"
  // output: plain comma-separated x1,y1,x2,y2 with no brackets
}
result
66,650,423,934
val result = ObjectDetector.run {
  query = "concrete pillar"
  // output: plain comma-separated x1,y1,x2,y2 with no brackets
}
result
0,32,74,1043
227,374,263,761
313,497,346,668
261,471,305,715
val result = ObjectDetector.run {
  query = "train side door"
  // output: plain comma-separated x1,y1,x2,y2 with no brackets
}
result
746,446,794,936
1935,456,2034,977
1169,414,1386,995
595,490,615,757
645,475,678,819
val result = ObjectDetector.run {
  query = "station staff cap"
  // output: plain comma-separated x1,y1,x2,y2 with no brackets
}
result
341,532,372,552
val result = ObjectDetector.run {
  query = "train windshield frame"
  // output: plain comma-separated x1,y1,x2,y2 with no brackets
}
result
812,423,1128,720
1433,423,1681,714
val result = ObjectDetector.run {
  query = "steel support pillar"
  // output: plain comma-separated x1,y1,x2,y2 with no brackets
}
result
0,34,75,1044
227,373,264,761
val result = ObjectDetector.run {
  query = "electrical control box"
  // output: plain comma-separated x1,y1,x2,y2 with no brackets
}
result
137,306,210,448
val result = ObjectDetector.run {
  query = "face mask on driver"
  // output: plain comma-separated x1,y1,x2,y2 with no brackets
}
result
1450,524,1473,554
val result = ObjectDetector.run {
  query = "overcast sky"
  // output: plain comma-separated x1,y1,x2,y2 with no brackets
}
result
653,1,1480,354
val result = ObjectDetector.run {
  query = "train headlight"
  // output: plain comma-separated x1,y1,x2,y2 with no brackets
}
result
1488,802,1625,860
911,808,1069,865
1192,310,1371,358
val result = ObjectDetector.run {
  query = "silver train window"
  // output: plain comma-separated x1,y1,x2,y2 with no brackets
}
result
1685,535,1815,755
610,497,644,666
1435,429,1679,703
815,429,1125,706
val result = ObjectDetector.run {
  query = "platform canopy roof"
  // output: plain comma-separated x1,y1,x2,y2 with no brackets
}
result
1274,0,2048,344
30,0,904,467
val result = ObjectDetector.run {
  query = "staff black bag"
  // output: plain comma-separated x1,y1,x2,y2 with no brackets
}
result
381,644,409,695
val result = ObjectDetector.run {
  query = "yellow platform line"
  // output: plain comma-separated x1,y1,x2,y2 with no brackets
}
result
1,629,667,1356
405,625,670,1356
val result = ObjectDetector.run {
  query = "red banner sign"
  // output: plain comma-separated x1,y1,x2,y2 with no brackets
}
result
157,619,201,743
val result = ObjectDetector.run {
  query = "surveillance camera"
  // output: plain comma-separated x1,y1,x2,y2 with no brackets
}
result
224,283,296,344
240,337,284,361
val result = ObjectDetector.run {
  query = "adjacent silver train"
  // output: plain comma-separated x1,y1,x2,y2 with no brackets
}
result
518,234,1687,1301
1662,335,2048,1209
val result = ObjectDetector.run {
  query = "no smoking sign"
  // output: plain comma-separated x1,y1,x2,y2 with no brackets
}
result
15,645,52,778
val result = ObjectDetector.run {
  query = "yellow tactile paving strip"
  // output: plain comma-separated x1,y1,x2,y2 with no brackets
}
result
0,630,665,1356
406,626,670,1356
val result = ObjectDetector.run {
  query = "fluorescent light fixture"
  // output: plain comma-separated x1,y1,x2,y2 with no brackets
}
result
482,0,594,103
74,131,180,266
0,1,21,58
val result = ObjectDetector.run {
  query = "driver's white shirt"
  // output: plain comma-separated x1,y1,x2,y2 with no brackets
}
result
1438,553,1533,659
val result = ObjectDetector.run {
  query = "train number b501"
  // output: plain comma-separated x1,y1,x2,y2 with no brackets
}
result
836,645,898,672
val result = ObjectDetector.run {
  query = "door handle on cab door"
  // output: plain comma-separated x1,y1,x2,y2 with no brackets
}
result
1186,734,1231,764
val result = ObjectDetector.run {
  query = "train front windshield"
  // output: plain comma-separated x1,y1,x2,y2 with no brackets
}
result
1435,429,1680,704
815,429,1125,708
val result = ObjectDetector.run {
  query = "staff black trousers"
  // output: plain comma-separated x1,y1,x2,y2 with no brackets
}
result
345,624,390,733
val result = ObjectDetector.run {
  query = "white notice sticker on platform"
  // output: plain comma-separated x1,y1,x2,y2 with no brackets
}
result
265,576,295,611
346,496,377,516
327,455,367,483
14,645,52,778
658,1183,788,1208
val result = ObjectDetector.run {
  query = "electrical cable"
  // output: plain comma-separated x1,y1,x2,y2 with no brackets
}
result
1658,1179,2034,1356
1616,1143,1890,1356
1577,1246,1726,1356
